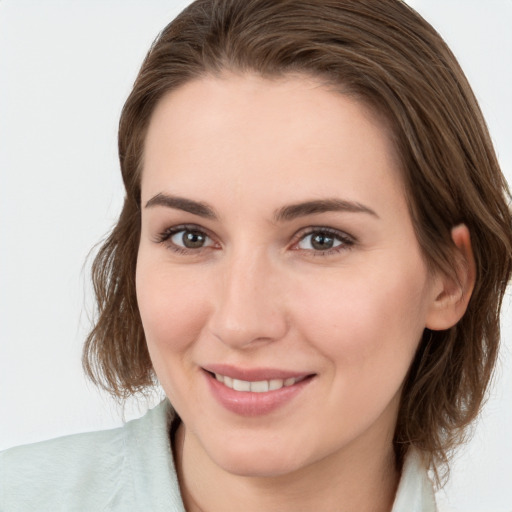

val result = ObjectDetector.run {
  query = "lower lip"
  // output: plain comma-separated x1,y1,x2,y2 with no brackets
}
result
204,371,313,416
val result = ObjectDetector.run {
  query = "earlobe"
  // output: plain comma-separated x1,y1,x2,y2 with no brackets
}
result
426,224,476,331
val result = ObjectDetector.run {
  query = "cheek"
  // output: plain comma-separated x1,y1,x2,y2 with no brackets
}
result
291,260,430,379
135,258,210,359
288,263,430,436
135,256,216,410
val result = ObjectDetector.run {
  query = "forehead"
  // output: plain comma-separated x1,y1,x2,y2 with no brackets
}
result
141,73,405,214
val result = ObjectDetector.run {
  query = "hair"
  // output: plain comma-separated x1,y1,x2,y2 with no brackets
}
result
83,0,512,483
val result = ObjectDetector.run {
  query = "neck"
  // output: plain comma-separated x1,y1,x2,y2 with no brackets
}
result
174,423,399,512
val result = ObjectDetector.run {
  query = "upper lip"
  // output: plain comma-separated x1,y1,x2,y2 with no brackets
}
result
203,364,314,382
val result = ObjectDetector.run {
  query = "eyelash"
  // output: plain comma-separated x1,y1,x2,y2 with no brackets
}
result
291,227,355,256
155,224,356,256
155,224,217,255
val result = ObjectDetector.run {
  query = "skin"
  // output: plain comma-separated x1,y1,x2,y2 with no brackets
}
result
136,73,474,512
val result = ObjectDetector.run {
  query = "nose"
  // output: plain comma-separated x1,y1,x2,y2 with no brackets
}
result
208,248,288,349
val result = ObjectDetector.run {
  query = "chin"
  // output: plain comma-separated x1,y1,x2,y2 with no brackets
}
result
206,438,309,478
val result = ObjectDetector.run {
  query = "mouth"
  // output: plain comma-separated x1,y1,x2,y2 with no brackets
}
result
206,371,310,393
202,366,316,416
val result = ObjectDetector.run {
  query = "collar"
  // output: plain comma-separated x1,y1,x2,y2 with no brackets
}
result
391,448,438,511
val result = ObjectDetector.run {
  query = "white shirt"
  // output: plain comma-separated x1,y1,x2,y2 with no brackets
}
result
0,400,437,511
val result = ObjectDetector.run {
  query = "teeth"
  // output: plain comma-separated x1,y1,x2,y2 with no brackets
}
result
214,373,304,392
250,380,269,392
233,379,251,391
269,379,283,391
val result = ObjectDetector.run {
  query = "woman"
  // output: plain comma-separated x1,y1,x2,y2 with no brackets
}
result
1,1,511,511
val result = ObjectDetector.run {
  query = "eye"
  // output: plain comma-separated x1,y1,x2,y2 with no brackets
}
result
171,228,212,249
156,225,217,253
295,228,354,253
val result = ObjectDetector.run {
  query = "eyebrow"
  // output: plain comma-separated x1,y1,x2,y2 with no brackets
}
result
273,198,379,222
145,193,217,219
145,193,378,222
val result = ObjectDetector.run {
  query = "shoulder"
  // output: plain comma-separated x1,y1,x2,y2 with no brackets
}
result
0,421,128,511
0,400,183,512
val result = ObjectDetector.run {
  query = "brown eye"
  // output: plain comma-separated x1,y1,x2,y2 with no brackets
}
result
171,229,212,249
296,229,353,253
310,233,336,250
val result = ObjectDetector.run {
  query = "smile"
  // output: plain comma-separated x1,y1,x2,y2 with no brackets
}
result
213,373,307,393
203,367,315,416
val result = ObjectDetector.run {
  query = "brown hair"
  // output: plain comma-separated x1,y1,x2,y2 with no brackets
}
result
83,0,512,481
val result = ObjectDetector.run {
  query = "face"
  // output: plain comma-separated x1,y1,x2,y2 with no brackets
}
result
136,73,442,477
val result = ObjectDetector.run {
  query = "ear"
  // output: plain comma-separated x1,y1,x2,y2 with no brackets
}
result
425,224,476,331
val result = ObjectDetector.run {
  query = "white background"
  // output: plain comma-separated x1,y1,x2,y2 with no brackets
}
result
0,1,510,511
